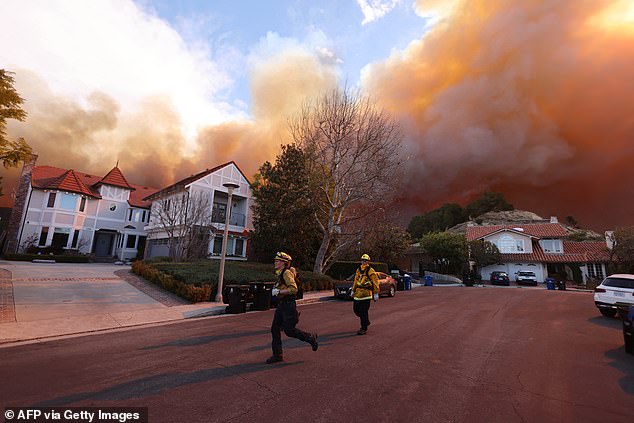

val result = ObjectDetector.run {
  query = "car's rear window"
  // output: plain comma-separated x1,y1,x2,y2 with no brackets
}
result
602,277,634,289
519,272,535,276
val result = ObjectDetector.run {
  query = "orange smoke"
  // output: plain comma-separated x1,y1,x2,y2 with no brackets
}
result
1,52,337,205
363,0,634,230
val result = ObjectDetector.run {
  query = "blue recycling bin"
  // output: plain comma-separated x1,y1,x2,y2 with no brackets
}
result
403,274,411,290
424,275,433,286
545,278,555,290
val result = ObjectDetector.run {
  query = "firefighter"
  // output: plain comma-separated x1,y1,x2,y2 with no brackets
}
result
352,253,379,335
266,251,318,364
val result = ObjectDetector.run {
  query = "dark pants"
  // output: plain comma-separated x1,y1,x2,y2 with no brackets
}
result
271,299,313,357
353,299,371,330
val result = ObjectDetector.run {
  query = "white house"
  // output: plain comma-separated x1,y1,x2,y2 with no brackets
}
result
143,161,253,260
466,223,610,283
5,156,159,260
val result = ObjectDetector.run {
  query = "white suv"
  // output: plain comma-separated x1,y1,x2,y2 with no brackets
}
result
516,270,537,286
594,274,634,317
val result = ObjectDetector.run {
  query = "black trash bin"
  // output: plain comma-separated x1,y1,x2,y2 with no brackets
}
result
225,284,249,314
557,280,566,291
250,281,274,311
624,305,634,355
397,277,405,291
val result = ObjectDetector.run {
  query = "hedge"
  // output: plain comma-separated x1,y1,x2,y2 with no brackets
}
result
132,260,337,302
2,253,91,263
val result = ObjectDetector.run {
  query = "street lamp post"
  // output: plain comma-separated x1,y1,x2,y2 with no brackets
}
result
215,182,240,303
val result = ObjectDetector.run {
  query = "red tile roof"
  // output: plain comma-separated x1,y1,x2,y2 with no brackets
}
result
45,169,96,198
466,223,569,241
95,166,134,190
499,241,609,263
31,165,158,208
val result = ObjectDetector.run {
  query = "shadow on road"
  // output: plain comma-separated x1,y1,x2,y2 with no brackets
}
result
36,360,302,406
141,330,270,350
605,346,634,395
245,331,358,352
587,316,623,330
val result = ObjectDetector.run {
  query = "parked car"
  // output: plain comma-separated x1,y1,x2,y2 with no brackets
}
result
594,274,634,318
516,270,537,286
490,271,510,286
334,272,397,299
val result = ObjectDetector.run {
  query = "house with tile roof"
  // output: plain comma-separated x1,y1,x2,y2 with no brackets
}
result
465,220,610,284
142,161,253,260
4,155,159,260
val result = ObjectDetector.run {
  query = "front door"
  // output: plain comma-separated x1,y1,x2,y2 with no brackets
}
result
94,232,114,257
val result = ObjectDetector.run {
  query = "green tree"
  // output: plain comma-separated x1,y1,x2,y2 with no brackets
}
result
463,191,513,219
250,144,321,269
468,239,501,271
358,221,411,266
407,202,463,238
420,231,468,275
0,69,32,196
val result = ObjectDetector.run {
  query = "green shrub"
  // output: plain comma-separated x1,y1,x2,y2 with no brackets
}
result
2,253,91,263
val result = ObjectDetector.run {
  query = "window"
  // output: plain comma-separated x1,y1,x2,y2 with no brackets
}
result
128,209,133,221
71,230,80,248
47,192,56,208
126,235,137,249
39,226,49,246
79,197,86,212
498,236,515,253
134,210,141,222
234,238,244,256
212,203,227,223
60,193,76,210
516,239,525,252
588,263,604,279
213,236,223,255
142,210,147,222
541,239,562,253
109,203,117,212
51,228,71,249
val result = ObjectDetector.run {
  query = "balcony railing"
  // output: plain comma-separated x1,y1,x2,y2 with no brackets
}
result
212,211,246,227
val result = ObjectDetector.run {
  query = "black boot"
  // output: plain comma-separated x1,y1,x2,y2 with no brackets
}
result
266,355,284,364
310,334,319,351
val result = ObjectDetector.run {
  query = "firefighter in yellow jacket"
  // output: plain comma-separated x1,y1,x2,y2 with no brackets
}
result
267,252,318,364
352,254,380,335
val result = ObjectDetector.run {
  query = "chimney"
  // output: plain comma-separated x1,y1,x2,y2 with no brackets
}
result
550,216,558,224
3,154,38,254
605,231,614,249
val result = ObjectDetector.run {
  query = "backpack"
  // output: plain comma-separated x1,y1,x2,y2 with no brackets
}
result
278,267,304,300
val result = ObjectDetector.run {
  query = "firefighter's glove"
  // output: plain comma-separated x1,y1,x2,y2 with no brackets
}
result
373,294,379,301
272,288,280,296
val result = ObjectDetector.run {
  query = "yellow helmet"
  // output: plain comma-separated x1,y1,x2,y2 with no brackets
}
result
275,252,292,263
361,254,370,261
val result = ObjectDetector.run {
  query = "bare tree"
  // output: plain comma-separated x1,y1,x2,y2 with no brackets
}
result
289,87,403,273
149,190,215,261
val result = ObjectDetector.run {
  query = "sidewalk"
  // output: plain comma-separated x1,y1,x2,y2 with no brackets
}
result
0,294,335,346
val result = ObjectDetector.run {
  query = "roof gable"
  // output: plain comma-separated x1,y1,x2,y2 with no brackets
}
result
466,223,569,241
46,169,98,198
95,166,134,190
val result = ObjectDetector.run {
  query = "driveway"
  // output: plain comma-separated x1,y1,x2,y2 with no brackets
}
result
0,261,165,323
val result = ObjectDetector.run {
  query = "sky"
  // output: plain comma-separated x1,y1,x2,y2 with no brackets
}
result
1,0,633,231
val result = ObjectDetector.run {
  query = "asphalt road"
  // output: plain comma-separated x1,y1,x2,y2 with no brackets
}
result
1,287,632,423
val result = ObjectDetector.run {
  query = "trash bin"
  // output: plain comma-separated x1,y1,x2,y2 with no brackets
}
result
397,277,405,291
250,281,274,311
557,280,566,291
403,274,411,290
424,275,433,286
225,284,249,314
545,278,555,290
624,305,634,355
